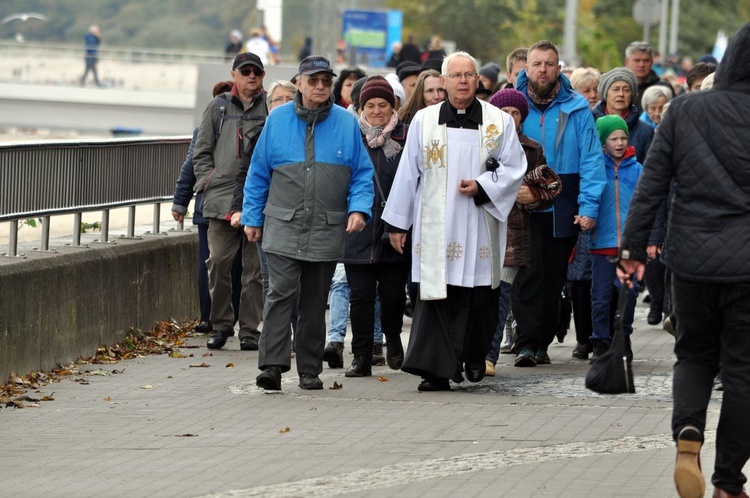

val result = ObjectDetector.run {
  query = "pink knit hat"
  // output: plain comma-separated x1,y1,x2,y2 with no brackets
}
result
489,88,529,122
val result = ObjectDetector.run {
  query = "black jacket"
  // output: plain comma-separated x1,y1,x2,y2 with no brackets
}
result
343,121,409,264
620,23,750,282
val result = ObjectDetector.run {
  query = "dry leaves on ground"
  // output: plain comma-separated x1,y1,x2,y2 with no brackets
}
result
1,319,199,409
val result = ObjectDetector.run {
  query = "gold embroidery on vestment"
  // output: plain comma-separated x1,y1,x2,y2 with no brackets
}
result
424,140,446,169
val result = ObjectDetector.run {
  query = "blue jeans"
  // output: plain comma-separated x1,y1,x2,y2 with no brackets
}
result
486,281,512,363
326,263,382,343
590,254,638,342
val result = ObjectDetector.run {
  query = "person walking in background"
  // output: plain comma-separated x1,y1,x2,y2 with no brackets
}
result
224,30,243,61
242,56,374,392
298,37,312,62
383,51,526,392
193,52,268,352
245,29,271,67
617,22,750,498
171,81,240,336
80,25,101,87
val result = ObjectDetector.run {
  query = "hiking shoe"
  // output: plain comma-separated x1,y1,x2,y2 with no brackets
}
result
514,347,537,367
256,366,282,391
298,373,323,390
345,355,372,377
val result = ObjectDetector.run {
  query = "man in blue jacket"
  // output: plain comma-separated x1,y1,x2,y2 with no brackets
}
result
512,40,606,367
242,55,374,391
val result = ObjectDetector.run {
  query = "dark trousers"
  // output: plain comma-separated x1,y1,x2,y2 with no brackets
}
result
570,280,593,345
486,280,512,363
197,223,241,324
644,257,666,310
345,262,410,359
81,57,100,86
512,212,576,351
671,274,750,494
590,255,638,341
402,285,499,381
259,254,336,376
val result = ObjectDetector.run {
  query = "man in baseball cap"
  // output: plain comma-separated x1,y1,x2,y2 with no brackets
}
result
232,51,264,71
298,55,337,76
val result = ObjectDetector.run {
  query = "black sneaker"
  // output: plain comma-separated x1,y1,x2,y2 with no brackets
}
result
323,341,344,368
647,305,663,325
589,340,610,364
345,355,372,377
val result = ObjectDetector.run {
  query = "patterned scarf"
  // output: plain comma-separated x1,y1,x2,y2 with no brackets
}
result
358,110,402,160
527,80,561,106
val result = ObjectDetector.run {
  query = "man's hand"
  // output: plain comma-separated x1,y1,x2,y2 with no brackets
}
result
616,259,645,288
230,211,242,229
389,232,407,254
458,179,479,197
516,185,534,205
646,245,661,260
244,226,262,242
171,211,185,223
346,212,366,233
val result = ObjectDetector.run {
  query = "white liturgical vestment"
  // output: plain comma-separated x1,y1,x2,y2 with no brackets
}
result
382,100,526,300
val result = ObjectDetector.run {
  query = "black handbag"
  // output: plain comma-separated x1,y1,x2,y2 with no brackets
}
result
585,283,636,394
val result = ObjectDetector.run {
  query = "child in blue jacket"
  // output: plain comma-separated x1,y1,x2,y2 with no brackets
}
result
589,115,643,363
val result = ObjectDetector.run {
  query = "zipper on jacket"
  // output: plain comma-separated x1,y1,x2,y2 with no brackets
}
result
614,159,622,248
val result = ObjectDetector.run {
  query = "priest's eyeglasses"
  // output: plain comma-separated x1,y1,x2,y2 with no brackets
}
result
446,72,478,80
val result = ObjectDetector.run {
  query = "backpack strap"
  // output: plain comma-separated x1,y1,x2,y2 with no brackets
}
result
214,93,229,142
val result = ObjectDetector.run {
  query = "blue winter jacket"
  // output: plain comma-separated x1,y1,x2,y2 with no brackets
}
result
241,94,374,262
591,102,654,165
516,71,606,238
589,147,642,251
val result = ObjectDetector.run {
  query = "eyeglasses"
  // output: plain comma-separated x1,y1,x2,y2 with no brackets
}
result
445,72,478,80
305,74,334,87
238,67,263,77
271,95,294,105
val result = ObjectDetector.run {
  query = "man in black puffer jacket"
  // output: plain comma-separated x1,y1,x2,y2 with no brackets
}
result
617,23,750,498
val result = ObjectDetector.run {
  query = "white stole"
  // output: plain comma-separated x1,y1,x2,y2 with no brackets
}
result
419,101,505,300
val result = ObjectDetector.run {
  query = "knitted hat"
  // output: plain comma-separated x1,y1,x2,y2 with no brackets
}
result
350,76,368,111
479,63,501,86
596,115,629,145
489,88,529,122
396,61,421,81
598,67,638,103
359,75,396,108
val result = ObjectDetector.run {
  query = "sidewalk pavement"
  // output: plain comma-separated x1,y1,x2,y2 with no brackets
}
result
1,302,728,498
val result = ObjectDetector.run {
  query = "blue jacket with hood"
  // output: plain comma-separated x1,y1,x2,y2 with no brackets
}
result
516,71,606,238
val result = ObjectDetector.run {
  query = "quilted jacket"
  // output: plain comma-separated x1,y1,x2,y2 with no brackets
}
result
620,23,750,282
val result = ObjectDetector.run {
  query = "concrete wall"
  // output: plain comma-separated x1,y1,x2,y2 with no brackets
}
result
0,231,199,382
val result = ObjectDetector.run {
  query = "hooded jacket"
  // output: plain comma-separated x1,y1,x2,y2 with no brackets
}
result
516,71,606,238
589,146,642,251
241,93,374,262
620,23,750,282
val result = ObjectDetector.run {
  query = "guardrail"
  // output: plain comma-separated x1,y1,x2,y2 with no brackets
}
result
1,136,192,257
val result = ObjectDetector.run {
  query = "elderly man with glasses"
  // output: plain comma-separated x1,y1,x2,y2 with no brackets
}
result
193,52,268,353
242,55,374,391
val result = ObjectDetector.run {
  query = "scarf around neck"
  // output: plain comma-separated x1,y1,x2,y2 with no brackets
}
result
358,110,402,160
527,80,561,106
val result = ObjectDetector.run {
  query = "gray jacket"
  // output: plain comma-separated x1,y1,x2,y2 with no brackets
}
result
193,88,268,220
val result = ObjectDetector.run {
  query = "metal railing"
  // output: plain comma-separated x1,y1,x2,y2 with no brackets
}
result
1,136,191,257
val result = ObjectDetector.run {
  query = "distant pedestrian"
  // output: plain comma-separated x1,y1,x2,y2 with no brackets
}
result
224,30,243,61
80,25,101,87
298,37,312,62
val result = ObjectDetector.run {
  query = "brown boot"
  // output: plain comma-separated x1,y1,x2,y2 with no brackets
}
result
674,425,705,498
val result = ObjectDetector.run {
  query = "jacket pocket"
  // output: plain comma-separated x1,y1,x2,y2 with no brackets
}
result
263,204,296,221
326,210,348,225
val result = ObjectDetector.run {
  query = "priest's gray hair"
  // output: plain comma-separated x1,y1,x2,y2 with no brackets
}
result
442,51,478,76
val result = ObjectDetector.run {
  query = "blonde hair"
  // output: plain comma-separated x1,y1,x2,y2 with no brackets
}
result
569,67,601,92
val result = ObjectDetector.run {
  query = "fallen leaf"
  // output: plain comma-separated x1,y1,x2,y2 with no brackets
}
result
170,352,186,359
89,369,112,376
202,352,213,358
74,378,90,385
176,433,198,437
225,363,234,368
104,397,112,401
278,426,291,433
41,395,54,402
377,376,388,382
329,382,343,390
167,375,173,379
141,385,153,389
112,369,125,374
189,363,210,368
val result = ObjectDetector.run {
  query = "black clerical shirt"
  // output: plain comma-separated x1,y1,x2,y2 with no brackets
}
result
438,98,482,130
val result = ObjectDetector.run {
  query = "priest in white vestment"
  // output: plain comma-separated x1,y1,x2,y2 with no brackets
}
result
382,51,527,391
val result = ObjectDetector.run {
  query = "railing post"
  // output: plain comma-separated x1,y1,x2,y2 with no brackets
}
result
152,202,160,234
127,206,136,238
8,220,18,257
41,216,51,251
73,213,82,246
101,209,110,243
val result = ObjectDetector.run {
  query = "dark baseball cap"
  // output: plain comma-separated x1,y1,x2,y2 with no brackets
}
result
298,55,337,76
233,52,264,71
